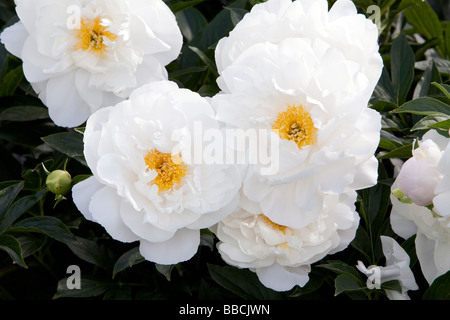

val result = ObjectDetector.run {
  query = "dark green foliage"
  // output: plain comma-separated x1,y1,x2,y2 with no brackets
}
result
0,0,449,300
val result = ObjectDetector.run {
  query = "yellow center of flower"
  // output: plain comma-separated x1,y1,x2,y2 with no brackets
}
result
75,17,117,56
261,215,290,234
272,105,317,150
144,148,188,193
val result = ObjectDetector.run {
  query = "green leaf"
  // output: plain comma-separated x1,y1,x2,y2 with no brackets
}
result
0,65,23,97
0,106,48,122
413,61,442,99
224,7,248,26
401,235,418,267
0,190,46,233
112,246,145,278
169,66,206,80
175,8,207,43
169,0,206,13
423,270,450,300
372,67,396,104
0,181,24,217
188,46,219,77
351,226,372,262
207,264,284,300
427,119,450,130
10,216,76,245
378,137,402,151
377,143,412,160
288,270,324,298
41,132,86,166
390,34,415,105
431,82,450,101
0,234,27,268
15,234,46,259
404,1,444,55
317,261,365,284
53,276,113,299
334,274,367,296
71,174,91,186
381,280,403,294
155,264,175,281
66,236,115,270
196,8,235,49
445,22,450,59
411,114,450,131
392,97,450,116
415,57,450,75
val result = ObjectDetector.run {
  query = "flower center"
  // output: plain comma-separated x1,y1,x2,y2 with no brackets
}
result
272,105,317,150
144,148,188,193
75,17,117,56
260,215,290,234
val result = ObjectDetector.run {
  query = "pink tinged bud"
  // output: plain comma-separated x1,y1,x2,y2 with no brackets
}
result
397,140,443,207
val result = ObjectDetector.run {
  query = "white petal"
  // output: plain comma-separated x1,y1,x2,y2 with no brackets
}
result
96,153,136,197
45,73,91,127
433,191,450,217
0,22,28,58
389,194,418,240
74,69,104,111
139,228,200,265
328,0,357,21
260,183,321,229
415,231,440,285
120,200,175,242
71,176,103,221
15,0,39,34
349,156,379,190
255,264,310,291
89,186,140,243
434,240,450,279
187,193,240,229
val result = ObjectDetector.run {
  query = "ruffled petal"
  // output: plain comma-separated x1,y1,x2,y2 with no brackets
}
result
139,228,200,265
88,186,140,243
255,263,310,291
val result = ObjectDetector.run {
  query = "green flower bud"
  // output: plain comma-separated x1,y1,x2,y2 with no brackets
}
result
46,170,72,196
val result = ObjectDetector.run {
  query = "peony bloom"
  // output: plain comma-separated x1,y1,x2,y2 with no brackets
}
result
72,81,241,265
0,0,182,127
390,130,450,285
212,191,360,291
396,133,445,206
212,1,382,228
356,236,418,300
215,0,383,100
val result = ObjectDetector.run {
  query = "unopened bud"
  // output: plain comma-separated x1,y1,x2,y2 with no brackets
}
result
46,170,72,196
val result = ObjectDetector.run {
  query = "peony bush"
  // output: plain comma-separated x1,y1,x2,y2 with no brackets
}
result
0,0,449,301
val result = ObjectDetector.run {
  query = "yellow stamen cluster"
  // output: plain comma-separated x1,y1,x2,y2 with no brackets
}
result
261,215,290,234
272,105,317,150
144,148,188,192
75,17,117,56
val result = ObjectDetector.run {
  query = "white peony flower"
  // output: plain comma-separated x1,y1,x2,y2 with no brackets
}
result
215,0,383,101
212,36,382,228
72,80,241,265
212,191,360,291
396,134,444,206
390,130,450,284
356,236,418,300
0,0,182,127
